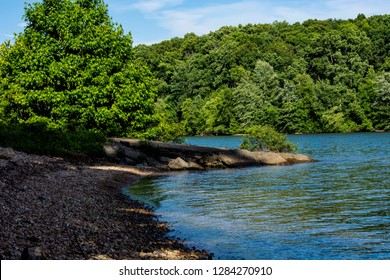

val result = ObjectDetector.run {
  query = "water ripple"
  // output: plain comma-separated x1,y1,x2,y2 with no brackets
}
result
127,133,390,259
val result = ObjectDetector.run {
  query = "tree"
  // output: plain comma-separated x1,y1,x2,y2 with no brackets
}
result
180,96,206,135
133,15,390,134
372,72,390,130
233,60,281,128
240,125,298,153
0,0,156,136
137,97,185,142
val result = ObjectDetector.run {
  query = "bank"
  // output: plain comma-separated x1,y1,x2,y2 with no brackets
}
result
0,140,313,260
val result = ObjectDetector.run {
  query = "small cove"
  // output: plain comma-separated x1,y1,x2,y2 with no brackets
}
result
126,133,390,259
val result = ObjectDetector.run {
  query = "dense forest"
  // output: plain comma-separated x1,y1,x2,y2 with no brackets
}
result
0,0,389,157
134,14,390,136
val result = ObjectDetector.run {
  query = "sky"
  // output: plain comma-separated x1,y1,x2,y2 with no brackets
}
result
1,0,390,45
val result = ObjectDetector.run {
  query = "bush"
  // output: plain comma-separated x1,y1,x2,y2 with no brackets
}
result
240,125,298,153
132,122,186,143
0,122,106,158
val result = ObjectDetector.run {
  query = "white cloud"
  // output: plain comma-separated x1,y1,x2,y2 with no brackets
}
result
109,0,390,44
158,1,271,37
119,0,184,13
154,0,390,38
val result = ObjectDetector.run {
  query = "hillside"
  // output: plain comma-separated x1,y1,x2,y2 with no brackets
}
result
135,14,390,136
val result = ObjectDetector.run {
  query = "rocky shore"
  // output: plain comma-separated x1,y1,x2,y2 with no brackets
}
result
0,147,209,260
105,138,314,171
0,139,314,260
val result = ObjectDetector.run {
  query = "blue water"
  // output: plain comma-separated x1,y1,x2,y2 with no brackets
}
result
127,133,390,260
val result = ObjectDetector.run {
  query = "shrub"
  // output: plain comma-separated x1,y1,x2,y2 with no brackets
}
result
0,122,106,158
240,125,298,153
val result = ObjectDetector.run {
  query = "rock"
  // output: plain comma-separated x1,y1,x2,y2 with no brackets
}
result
291,154,313,163
0,148,15,160
124,147,144,161
257,152,287,165
104,138,314,171
218,154,237,167
145,157,162,167
168,157,189,170
38,195,48,202
26,236,40,243
103,144,119,159
159,157,171,163
218,154,254,167
188,161,204,170
279,153,314,164
21,247,47,260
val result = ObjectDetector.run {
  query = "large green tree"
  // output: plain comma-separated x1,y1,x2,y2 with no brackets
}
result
233,60,280,128
0,0,156,136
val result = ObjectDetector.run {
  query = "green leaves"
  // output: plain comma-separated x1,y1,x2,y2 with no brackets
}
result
372,72,390,130
0,0,156,137
240,125,298,153
4,4,387,143
134,15,390,134
233,60,280,128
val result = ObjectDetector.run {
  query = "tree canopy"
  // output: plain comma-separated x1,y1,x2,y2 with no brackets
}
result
1,5,389,149
134,14,390,134
0,0,157,137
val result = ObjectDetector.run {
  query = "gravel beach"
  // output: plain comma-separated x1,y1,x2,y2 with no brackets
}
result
0,147,210,260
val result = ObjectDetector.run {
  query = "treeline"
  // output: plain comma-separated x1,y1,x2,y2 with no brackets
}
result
1,1,389,158
134,14,390,135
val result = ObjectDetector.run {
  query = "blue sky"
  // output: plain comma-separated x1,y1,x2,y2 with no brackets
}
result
2,0,390,45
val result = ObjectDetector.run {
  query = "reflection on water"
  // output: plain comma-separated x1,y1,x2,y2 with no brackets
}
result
126,133,390,259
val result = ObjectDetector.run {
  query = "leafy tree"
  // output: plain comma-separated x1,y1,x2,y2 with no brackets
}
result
180,96,206,135
135,97,185,142
233,60,280,128
372,72,390,130
240,125,298,153
0,0,156,136
201,87,235,135
133,14,390,134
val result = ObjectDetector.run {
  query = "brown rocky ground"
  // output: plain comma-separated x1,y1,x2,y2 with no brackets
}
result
0,147,210,260
1,140,313,260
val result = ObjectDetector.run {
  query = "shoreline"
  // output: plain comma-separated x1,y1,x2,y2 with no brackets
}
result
1,140,314,260
0,147,210,260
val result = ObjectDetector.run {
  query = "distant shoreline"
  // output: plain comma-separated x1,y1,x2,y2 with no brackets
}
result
188,130,389,138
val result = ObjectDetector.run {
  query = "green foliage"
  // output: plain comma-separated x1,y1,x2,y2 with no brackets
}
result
0,122,106,157
240,125,298,153
133,97,185,142
134,14,390,134
0,0,157,137
372,72,390,130
233,60,280,128
2,4,390,158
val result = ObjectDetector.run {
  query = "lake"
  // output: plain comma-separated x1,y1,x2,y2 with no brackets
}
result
126,133,390,260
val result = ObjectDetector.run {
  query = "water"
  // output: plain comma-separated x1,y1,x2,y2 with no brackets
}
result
126,133,390,259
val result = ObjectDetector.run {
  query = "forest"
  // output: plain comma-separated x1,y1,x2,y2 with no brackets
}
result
134,14,390,136
0,0,389,157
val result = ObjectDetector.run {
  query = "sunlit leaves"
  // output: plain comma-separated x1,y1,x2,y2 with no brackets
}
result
0,0,156,137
